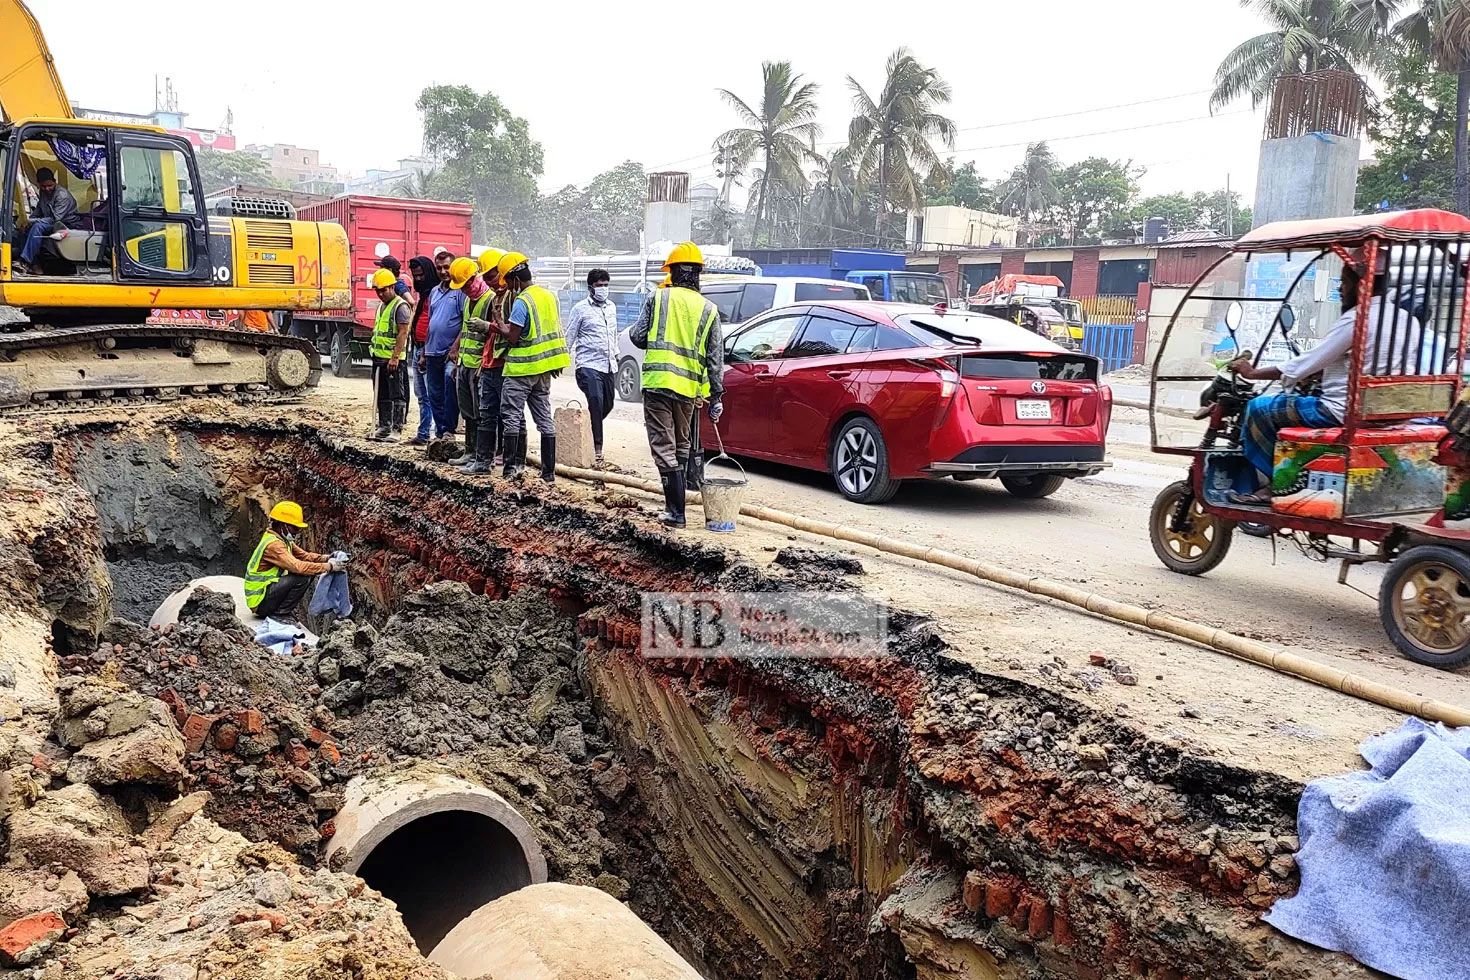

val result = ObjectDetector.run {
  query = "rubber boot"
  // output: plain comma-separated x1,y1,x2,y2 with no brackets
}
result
502,432,525,480
455,416,477,463
660,468,686,529
461,424,498,475
540,435,557,484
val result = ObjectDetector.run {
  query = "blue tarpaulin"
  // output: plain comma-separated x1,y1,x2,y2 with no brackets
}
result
1264,717,1470,979
308,552,352,619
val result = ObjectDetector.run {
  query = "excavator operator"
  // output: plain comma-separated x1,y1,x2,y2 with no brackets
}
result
16,166,78,274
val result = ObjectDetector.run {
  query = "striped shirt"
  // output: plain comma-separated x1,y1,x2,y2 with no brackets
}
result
564,297,620,374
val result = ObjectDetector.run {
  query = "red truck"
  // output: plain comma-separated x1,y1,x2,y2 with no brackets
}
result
289,195,474,376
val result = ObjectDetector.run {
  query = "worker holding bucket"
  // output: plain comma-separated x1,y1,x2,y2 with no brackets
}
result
629,242,727,529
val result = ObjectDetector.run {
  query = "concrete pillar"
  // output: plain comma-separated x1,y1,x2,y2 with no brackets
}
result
1071,247,1101,299
1252,133,1360,228
1000,250,1025,276
430,883,703,979
937,254,960,300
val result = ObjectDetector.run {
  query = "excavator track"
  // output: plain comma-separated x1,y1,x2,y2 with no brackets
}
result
0,324,321,416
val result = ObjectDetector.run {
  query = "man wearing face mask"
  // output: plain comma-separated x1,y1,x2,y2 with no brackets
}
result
243,501,344,620
564,268,620,465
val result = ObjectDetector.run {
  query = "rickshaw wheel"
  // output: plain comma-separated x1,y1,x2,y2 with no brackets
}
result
1149,481,1234,575
1380,545,1470,669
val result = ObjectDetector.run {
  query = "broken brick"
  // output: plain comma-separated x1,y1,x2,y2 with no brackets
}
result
1052,910,1074,949
182,713,215,755
1026,898,1051,940
285,741,310,768
158,688,187,726
318,739,341,766
235,709,264,735
961,870,984,913
0,912,66,967
984,881,1015,919
304,727,328,746
213,722,239,753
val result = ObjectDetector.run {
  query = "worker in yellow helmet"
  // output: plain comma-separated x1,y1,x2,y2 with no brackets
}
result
629,242,724,528
491,252,569,482
369,268,412,441
457,249,510,474
243,501,344,619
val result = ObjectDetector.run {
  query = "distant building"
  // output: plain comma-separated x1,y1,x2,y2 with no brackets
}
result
72,102,235,151
243,143,341,194
690,182,719,224
907,206,1019,250
345,157,439,197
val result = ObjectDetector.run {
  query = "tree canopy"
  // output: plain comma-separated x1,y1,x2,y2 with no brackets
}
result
195,148,280,194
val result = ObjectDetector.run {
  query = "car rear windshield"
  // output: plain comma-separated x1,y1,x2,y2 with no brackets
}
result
793,283,868,302
960,354,1098,382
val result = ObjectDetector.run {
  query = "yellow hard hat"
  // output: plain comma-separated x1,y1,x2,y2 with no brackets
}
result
269,500,308,528
478,248,506,275
370,268,397,290
662,241,703,272
448,256,478,290
496,251,529,280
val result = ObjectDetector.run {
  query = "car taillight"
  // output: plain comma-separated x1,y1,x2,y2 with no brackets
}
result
911,356,961,398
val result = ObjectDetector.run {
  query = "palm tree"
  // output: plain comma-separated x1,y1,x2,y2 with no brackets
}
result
714,62,822,245
1373,0,1470,213
392,168,438,200
807,146,860,242
847,48,957,245
1210,0,1385,110
996,142,1060,227
697,198,740,245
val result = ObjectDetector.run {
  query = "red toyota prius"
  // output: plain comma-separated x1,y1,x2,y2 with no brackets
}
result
698,301,1111,504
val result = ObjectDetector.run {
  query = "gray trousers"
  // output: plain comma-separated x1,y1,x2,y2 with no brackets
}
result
500,373,555,436
457,363,480,446
643,390,695,472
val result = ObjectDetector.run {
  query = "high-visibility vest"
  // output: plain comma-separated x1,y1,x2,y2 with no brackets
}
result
243,531,282,610
641,286,716,399
459,291,493,368
370,295,405,360
503,284,571,378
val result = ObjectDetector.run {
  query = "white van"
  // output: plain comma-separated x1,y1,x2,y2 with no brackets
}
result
614,276,870,401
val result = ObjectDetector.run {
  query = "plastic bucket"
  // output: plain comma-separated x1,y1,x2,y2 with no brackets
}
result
701,454,747,532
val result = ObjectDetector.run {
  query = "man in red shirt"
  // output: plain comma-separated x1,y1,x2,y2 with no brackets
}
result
406,256,437,445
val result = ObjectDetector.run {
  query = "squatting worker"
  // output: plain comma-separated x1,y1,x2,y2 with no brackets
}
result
565,268,619,466
630,241,723,529
406,256,437,446
459,248,505,474
494,254,570,484
424,250,467,443
448,255,493,472
244,501,344,619
369,268,411,441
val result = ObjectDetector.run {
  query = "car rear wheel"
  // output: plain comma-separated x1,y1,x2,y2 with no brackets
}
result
830,417,900,504
999,473,1066,499
616,358,642,403
330,326,355,379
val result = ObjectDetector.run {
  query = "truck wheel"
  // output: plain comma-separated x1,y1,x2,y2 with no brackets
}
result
616,358,642,403
331,326,355,378
1380,545,1470,669
1000,474,1066,499
1149,480,1233,575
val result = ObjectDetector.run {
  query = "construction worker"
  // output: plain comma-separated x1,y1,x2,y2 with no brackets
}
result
458,248,505,474
445,256,489,466
244,501,344,619
369,268,411,441
494,254,569,482
629,242,724,528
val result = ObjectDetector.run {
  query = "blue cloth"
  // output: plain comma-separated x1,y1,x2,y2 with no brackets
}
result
253,618,303,656
1265,718,1470,979
508,295,530,329
19,218,54,264
424,353,453,436
1240,392,1338,482
444,360,460,432
309,553,352,618
426,284,467,355
411,356,433,440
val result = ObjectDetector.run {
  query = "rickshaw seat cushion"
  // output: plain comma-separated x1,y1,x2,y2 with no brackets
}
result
1276,423,1447,446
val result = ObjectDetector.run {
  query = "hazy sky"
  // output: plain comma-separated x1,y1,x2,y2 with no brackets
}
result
39,0,1274,201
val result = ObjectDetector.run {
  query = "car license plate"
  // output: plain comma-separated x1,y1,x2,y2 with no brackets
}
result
1016,399,1051,420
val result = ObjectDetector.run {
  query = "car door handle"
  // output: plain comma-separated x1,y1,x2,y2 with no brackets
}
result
827,370,852,379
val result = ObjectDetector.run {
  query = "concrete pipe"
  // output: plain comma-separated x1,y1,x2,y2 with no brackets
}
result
430,883,702,980
326,771,548,953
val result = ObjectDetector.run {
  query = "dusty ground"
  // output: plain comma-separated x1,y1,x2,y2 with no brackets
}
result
315,369,1468,780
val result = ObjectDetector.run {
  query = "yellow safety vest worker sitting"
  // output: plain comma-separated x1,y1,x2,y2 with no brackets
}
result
244,501,340,619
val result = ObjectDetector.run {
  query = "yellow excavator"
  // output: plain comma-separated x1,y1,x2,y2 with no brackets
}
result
0,0,350,409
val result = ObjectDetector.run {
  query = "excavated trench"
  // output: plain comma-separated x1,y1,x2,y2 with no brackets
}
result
9,413,1369,979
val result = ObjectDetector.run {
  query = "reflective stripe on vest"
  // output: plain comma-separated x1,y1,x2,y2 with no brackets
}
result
641,286,715,398
459,291,493,368
243,531,281,609
503,284,571,378
370,296,405,359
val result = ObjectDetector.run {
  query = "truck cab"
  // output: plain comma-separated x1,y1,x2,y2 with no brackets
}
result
844,270,951,306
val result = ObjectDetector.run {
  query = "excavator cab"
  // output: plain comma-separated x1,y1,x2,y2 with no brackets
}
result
5,120,210,282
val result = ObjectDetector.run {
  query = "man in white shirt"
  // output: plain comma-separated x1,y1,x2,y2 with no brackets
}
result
563,268,620,465
1228,251,1422,502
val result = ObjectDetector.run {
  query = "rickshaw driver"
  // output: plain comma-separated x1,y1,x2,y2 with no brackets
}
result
1224,250,1422,505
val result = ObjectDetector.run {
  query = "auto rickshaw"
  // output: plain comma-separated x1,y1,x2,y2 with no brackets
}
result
1147,209,1470,669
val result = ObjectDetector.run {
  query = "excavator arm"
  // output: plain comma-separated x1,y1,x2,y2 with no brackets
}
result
0,0,73,122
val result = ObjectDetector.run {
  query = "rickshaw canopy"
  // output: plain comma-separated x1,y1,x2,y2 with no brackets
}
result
1237,209,1470,252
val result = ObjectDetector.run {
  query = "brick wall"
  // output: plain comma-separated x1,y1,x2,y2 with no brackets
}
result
1000,250,1025,276
937,254,961,298
1071,247,1101,299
